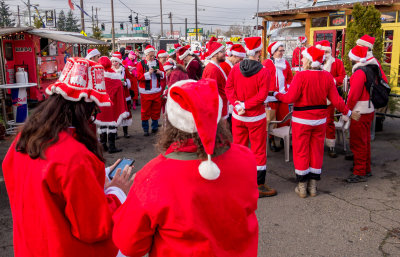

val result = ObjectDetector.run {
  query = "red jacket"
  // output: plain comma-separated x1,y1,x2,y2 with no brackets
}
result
202,61,229,117
220,59,233,77
324,57,346,86
348,69,374,114
113,143,259,257
291,46,305,67
262,58,293,92
137,59,166,94
2,132,122,257
185,57,202,80
276,70,350,123
225,62,270,120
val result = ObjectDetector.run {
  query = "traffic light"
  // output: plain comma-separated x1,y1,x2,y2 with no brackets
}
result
129,15,132,23
101,23,105,31
144,18,149,26
120,23,124,30
135,15,138,24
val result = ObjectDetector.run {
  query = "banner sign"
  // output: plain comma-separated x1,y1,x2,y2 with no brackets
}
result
45,10,55,27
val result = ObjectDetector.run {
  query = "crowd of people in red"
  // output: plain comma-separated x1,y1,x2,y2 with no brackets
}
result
2,33,384,256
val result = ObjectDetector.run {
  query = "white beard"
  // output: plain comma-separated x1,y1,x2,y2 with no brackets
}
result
323,54,335,72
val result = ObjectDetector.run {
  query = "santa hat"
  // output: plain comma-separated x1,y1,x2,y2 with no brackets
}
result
225,41,233,49
98,56,122,80
163,60,175,71
301,46,325,68
85,48,101,60
110,52,123,64
356,35,375,50
244,37,263,56
348,45,369,63
128,51,136,60
144,45,156,55
168,48,177,56
166,79,223,180
178,45,191,60
174,43,183,51
267,41,284,56
157,49,168,58
315,40,331,52
297,36,307,44
126,45,132,51
191,50,201,56
227,44,246,58
46,57,111,107
205,37,218,52
205,41,225,60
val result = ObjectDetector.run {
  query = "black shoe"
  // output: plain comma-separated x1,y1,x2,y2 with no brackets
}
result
366,172,373,177
99,132,108,152
328,147,338,158
345,153,354,161
102,143,108,152
144,132,150,137
108,147,122,154
108,133,122,154
346,174,367,183
151,129,158,134
123,127,130,138
269,140,280,152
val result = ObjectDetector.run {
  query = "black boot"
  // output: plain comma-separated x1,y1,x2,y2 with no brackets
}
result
269,138,280,152
108,133,122,153
99,132,108,152
328,147,338,158
123,126,130,138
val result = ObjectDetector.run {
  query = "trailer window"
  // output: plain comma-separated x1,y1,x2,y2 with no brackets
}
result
312,17,328,27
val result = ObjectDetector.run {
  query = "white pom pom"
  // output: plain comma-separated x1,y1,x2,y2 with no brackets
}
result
198,155,220,180
360,58,367,63
311,61,321,68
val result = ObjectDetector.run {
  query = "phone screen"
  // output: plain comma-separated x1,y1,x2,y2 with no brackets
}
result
108,158,135,180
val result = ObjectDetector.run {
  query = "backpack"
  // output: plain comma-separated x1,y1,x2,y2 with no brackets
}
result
355,64,391,109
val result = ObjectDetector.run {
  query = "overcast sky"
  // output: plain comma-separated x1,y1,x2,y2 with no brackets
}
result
6,0,311,34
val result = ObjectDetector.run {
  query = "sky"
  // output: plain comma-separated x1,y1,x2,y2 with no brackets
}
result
5,0,312,34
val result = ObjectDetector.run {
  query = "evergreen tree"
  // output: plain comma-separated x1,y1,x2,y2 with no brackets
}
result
344,3,383,76
65,10,80,32
0,0,15,27
33,15,43,28
57,10,66,31
91,26,110,56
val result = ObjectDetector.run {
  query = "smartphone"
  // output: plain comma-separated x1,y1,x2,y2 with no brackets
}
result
108,158,135,180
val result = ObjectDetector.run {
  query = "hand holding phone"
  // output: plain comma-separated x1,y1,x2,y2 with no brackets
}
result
108,158,135,180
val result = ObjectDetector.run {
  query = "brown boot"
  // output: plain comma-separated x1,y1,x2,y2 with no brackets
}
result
307,179,317,197
295,182,307,198
258,184,277,198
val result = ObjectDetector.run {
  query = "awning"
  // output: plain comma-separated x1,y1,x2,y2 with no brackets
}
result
0,27,33,36
117,37,150,44
28,29,108,45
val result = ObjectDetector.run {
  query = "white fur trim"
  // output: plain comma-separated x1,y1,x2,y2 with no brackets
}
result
94,111,130,127
295,168,310,176
110,57,122,64
348,50,366,63
158,52,168,58
311,61,322,68
245,43,263,56
164,64,173,71
120,117,132,127
271,41,284,55
297,37,307,44
105,186,127,204
144,72,151,80
144,47,156,55
351,57,380,73
316,44,331,52
206,45,225,60
230,50,246,58
179,50,190,60
85,49,101,60
292,116,326,126
325,138,336,148
356,39,373,50
198,155,220,180
309,167,321,174
104,71,122,80
45,86,111,107
302,50,315,65
232,112,266,122
257,165,267,171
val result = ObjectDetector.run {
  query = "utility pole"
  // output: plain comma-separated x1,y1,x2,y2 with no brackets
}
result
80,0,85,31
131,10,133,36
185,18,187,40
96,8,98,27
17,5,21,27
160,0,164,37
91,6,94,30
111,0,115,52
169,12,173,38
28,0,32,26
256,0,259,37
195,0,198,41
147,17,151,37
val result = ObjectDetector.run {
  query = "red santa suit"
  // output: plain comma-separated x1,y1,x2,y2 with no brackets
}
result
220,58,233,76
225,61,270,172
185,56,203,80
202,61,229,119
291,46,305,70
262,58,293,127
2,131,125,257
275,70,350,179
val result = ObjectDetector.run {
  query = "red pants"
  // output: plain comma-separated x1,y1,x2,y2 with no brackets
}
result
292,122,326,176
232,117,267,170
350,112,374,176
141,92,162,121
269,102,290,127
325,104,336,147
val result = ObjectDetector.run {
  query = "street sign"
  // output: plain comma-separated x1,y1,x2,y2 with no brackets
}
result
187,28,203,34
45,10,55,28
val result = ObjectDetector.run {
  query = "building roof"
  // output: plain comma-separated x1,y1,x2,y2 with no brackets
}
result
29,29,108,45
117,37,151,44
0,27,33,36
258,0,400,17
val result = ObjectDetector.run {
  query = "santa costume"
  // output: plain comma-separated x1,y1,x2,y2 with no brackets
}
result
113,79,259,257
225,41,233,56
220,44,246,76
275,46,351,197
263,41,293,131
123,51,139,109
225,36,277,197
178,45,203,80
2,58,126,257
292,36,307,71
315,40,346,156
174,43,184,65
96,57,130,153
346,45,377,182
137,45,166,135
157,49,169,63
202,41,229,119
111,52,133,138
85,48,101,61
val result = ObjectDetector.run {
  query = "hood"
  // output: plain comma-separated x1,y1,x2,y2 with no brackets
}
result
240,59,263,77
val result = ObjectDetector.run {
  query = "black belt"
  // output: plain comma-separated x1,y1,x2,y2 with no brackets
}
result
294,105,327,111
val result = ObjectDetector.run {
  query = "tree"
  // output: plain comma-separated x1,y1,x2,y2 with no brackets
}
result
344,3,383,76
57,10,66,31
65,10,80,32
91,26,110,56
0,0,15,27
33,15,43,28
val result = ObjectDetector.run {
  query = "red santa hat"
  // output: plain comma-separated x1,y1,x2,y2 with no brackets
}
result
144,45,156,55
166,79,223,180
225,41,233,49
267,41,284,56
174,43,183,51
85,48,101,60
191,50,201,56
205,41,225,60
110,52,123,64
227,44,246,58
315,40,331,52
163,60,175,71
301,46,325,68
46,57,111,107
297,36,307,44
178,45,191,60
128,51,136,60
205,37,218,52
126,45,133,51
157,49,168,58
348,45,369,63
244,37,263,56
356,34,375,50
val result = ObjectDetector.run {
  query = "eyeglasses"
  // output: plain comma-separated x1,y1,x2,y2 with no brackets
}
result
278,50,285,53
